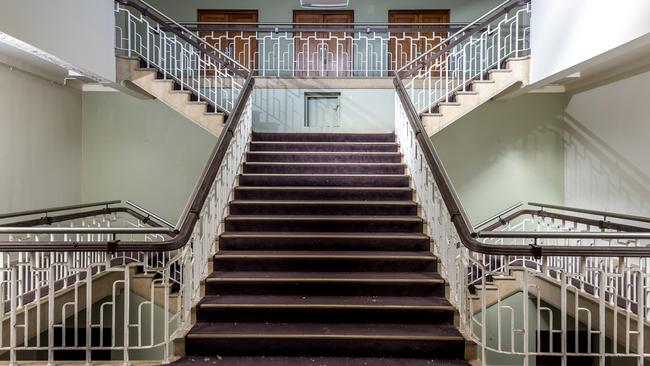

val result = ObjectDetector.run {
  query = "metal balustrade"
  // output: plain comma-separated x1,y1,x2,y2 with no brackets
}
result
192,24,451,77
398,0,531,114
114,0,249,113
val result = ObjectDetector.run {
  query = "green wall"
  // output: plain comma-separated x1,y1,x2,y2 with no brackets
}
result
433,93,566,224
148,0,503,24
81,92,216,223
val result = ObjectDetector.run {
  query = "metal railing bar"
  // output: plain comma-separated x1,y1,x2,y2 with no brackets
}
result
181,21,471,26
478,231,650,239
473,202,524,230
0,200,121,220
0,227,173,234
191,27,459,33
125,200,175,228
528,202,650,225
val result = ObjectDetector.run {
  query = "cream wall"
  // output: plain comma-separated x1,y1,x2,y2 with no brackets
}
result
433,93,566,224
563,70,650,217
0,64,82,215
530,0,650,83
81,92,216,223
0,0,116,82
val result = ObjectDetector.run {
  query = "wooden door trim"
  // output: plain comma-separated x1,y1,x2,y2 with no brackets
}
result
197,9,260,18
293,10,355,22
387,9,450,19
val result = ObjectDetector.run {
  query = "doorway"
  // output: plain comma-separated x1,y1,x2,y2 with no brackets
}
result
388,10,450,72
293,10,354,77
197,10,258,71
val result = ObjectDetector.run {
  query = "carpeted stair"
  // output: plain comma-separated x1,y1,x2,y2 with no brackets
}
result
181,132,470,365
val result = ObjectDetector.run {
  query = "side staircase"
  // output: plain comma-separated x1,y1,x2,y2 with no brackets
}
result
179,132,474,365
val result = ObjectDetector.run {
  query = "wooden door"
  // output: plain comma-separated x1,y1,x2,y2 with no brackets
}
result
388,10,449,72
294,11,353,77
197,10,258,72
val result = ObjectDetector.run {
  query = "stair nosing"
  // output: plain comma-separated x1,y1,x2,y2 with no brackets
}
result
186,333,464,341
230,200,416,206
198,303,453,310
219,232,428,238
225,215,422,222
235,186,412,191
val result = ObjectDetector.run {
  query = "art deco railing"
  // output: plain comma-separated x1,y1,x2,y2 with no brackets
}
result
114,0,249,113
394,1,650,364
189,22,461,77
398,0,531,113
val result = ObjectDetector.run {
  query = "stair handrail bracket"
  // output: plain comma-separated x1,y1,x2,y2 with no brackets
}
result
114,0,250,114
394,1,650,364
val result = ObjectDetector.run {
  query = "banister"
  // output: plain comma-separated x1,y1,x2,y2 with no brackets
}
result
125,200,175,228
115,0,250,79
0,200,121,220
393,74,650,257
0,74,255,252
528,202,650,225
397,0,527,79
473,202,524,230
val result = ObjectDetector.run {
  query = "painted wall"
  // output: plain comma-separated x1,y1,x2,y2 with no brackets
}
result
148,0,502,23
0,63,82,215
81,92,216,223
432,93,566,224
253,88,394,132
563,70,650,218
0,0,116,81
530,0,650,83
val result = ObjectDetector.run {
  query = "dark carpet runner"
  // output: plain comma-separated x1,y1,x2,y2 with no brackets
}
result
180,132,469,365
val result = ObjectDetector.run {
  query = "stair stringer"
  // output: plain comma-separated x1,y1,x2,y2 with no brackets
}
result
421,57,531,136
115,55,226,137
470,266,650,354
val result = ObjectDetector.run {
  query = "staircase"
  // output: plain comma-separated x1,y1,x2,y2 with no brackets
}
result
420,57,530,136
180,132,473,365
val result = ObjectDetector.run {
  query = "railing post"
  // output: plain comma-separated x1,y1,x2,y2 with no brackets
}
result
598,269,606,366
560,271,567,366
123,266,130,365
637,270,645,366
9,266,17,366
85,263,93,366
48,262,55,366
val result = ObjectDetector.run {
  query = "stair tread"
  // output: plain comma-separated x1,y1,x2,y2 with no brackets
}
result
248,151,401,155
198,295,451,308
188,322,463,339
207,271,443,282
235,186,412,191
244,162,405,166
225,215,422,222
241,173,407,177
172,356,469,366
215,250,435,259
231,200,416,206
220,232,428,238
251,141,398,145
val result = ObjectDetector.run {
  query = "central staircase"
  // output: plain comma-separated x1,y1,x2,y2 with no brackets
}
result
180,132,471,365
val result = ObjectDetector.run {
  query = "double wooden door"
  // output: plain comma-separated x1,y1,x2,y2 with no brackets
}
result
388,10,450,71
197,10,258,71
293,10,354,77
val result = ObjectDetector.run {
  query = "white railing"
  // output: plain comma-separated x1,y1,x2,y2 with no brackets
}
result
114,0,249,113
196,26,448,77
0,97,252,365
395,96,650,365
399,0,531,113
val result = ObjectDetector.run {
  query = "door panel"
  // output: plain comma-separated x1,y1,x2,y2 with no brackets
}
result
294,11,353,77
388,10,450,73
197,10,258,72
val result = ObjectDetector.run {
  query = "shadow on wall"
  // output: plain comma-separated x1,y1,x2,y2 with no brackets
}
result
252,88,395,133
432,94,566,224
563,113,650,217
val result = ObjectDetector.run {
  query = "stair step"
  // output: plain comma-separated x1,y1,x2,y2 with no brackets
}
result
234,186,413,201
224,215,424,233
213,250,436,272
185,322,465,358
204,271,445,296
229,200,417,216
242,162,406,175
219,232,430,251
246,152,402,163
249,141,399,153
252,132,396,143
238,174,410,187
196,295,454,324
172,356,470,366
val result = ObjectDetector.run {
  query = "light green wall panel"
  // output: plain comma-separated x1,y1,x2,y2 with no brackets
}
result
81,92,216,223
252,88,394,132
433,93,566,224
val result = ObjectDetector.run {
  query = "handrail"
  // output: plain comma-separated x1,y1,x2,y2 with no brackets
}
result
396,0,526,79
473,202,524,231
126,200,175,228
528,202,650,225
0,74,255,252
115,0,250,79
0,200,122,220
393,75,650,257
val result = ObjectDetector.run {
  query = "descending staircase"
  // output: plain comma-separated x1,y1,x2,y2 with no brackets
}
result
180,132,473,365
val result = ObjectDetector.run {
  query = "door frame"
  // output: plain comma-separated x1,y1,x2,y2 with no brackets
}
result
197,9,259,71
